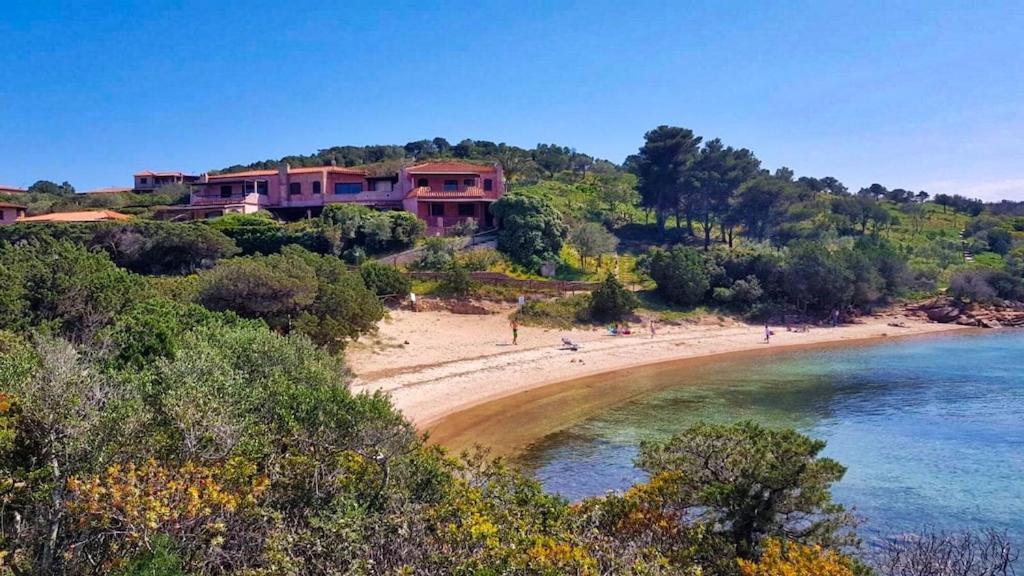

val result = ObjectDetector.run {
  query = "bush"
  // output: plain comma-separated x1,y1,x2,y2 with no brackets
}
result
410,237,457,271
645,246,711,307
456,247,503,271
209,212,288,255
198,247,382,349
450,217,478,237
360,262,411,297
949,269,1023,303
589,274,638,321
436,261,474,299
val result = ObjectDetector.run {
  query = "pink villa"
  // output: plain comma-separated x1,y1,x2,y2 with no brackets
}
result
164,161,505,233
134,171,200,192
0,202,27,225
0,185,26,195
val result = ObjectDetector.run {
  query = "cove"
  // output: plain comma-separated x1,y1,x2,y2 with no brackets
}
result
509,331,1024,541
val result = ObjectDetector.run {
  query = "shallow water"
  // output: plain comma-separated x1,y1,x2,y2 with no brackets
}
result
517,331,1024,540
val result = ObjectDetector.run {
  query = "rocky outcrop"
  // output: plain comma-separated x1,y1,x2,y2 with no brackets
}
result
910,297,1024,328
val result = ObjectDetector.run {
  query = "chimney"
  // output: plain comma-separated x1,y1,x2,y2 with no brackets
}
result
278,162,290,181
330,158,337,167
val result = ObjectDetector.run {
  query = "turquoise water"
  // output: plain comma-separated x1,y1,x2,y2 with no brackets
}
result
517,331,1024,540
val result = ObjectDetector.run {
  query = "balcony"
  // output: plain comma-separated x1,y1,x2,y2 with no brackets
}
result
190,191,263,206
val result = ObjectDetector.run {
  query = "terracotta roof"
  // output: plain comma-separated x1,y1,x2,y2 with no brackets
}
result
0,202,26,209
406,186,495,200
405,161,497,174
0,185,26,193
134,170,194,177
19,210,132,223
83,187,134,194
206,166,367,180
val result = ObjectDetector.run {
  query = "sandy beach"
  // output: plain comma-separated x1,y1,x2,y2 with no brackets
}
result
348,304,967,433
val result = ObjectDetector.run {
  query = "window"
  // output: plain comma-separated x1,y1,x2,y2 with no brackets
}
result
417,178,429,187
257,180,268,195
140,177,148,185
334,182,363,195
463,178,475,187
483,178,493,192
458,203,476,217
220,185,232,198
443,180,458,192
289,182,302,196
312,181,322,195
430,203,445,217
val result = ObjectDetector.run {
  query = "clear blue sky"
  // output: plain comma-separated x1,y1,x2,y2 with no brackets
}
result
2,1,1022,200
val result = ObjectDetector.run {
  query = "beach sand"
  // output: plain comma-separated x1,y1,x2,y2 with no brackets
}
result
348,304,966,439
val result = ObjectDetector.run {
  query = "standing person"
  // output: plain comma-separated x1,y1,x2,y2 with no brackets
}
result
764,322,771,344
649,319,657,339
831,308,840,327
510,318,519,345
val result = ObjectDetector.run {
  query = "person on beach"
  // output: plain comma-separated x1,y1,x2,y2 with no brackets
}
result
649,320,657,338
764,322,771,343
510,318,519,345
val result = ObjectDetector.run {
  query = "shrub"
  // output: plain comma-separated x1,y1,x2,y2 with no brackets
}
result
589,274,638,322
209,212,287,255
450,217,478,237
360,262,411,297
411,237,457,271
456,247,503,271
645,246,711,307
198,247,382,349
437,261,474,299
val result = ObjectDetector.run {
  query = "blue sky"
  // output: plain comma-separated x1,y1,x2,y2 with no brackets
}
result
1,0,1022,200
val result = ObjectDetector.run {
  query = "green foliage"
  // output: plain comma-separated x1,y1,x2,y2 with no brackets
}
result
588,274,639,322
410,236,457,271
208,212,288,254
643,246,712,307
198,247,382,350
0,240,141,340
569,221,619,271
490,193,567,268
436,261,474,299
638,422,853,559
514,295,592,328
360,262,411,297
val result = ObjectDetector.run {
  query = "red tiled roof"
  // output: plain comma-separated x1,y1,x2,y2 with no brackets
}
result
405,161,497,174
19,210,132,223
206,166,367,180
0,202,26,209
0,185,26,193
406,186,497,200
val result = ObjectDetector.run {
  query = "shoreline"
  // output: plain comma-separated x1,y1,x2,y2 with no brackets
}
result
348,305,970,452
424,327,978,456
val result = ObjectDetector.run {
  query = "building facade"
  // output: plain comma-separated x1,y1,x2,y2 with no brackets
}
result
0,203,26,225
174,161,505,232
134,171,200,192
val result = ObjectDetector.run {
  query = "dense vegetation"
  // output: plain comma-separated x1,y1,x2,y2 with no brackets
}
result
2,129,1021,572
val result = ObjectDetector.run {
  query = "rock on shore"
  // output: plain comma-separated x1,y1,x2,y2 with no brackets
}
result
911,297,1024,328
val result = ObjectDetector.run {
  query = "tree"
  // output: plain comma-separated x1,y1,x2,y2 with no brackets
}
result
644,246,711,306
588,274,638,322
27,180,75,196
687,139,761,249
633,126,702,233
490,193,567,268
731,175,798,243
569,222,619,271
637,422,852,559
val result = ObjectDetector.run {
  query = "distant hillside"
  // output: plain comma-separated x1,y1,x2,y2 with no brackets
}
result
212,137,621,183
